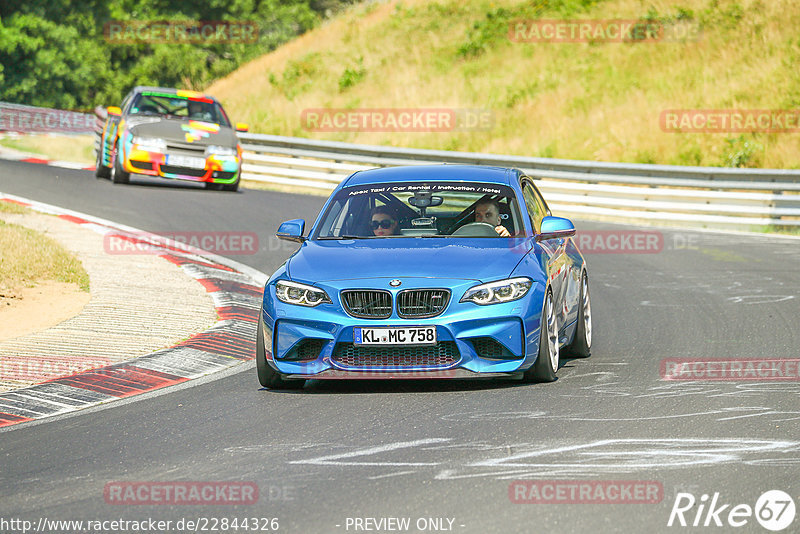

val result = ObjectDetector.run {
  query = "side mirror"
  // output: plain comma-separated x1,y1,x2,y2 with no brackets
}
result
277,219,306,243
235,122,249,132
107,106,122,117
537,216,575,241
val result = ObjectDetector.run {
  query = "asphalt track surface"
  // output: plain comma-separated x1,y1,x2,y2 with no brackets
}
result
0,160,798,533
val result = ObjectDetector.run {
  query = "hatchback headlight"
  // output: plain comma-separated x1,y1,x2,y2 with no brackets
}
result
275,280,331,307
461,277,533,305
132,136,166,152
205,145,237,156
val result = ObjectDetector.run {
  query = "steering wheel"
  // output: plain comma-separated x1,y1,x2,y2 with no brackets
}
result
450,222,498,237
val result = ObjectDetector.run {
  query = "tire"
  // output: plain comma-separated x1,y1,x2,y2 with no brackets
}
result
222,178,239,192
205,179,239,192
95,146,110,179
256,313,305,390
525,289,559,382
111,142,130,185
565,271,592,358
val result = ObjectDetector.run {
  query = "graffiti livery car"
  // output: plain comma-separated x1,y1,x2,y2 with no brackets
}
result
96,86,248,191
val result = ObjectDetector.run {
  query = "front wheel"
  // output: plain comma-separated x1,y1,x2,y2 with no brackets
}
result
111,142,130,184
525,289,559,382
256,314,305,390
95,146,110,179
565,271,591,358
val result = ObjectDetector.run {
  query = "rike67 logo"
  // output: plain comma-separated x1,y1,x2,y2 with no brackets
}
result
668,490,796,531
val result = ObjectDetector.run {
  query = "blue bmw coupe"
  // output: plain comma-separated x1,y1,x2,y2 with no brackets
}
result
257,165,591,388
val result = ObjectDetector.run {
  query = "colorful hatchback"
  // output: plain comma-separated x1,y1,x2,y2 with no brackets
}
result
95,86,248,191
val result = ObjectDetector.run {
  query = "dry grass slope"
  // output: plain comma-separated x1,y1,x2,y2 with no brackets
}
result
207,0,800,168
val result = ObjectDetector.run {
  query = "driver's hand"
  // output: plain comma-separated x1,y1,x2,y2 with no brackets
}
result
494,225,510,237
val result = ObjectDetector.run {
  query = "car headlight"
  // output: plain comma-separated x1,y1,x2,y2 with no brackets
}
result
132,136,166,152
275,280,331,307
460,277,533,305
205,145,237,156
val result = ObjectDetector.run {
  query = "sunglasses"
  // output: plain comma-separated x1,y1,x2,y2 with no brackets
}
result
371,219,395,230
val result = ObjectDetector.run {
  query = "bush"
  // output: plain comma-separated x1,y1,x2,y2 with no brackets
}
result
338,57,365,91
0,0,332,110
722,135,763,168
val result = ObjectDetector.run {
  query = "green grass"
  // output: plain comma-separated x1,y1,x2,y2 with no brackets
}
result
0,200,30,215
752,224,800,236
0,219,90,293
0,134,94,165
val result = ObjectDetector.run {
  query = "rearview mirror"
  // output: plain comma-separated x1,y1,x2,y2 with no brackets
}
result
235,122,249,132
537,216,575,241
276,219,306,243
107,106,122,117
408,191,443,208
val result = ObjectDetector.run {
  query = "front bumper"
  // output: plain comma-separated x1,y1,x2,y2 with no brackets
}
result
261,278,546,378
124,148,241,184
285,369,525,380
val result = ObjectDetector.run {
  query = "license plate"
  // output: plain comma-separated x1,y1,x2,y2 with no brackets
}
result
167,154,206,169
354,326,437,346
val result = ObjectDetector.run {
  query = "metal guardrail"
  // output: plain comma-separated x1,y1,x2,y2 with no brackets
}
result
91,106,800,230
237,133,800,230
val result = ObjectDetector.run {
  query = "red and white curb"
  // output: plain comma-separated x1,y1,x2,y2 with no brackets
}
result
0,193,267,428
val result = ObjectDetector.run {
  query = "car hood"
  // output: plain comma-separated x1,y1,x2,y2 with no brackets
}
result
288,238,532,283
128,118,238,148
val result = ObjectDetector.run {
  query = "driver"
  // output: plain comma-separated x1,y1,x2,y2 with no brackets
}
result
475,199,511,236
187,100,213,121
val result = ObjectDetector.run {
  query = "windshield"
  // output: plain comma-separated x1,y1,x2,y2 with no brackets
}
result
127,92,231,126
314,181,524,239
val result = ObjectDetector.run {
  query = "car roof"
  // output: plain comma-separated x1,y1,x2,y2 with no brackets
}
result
131,86,219,103
342,165,519,187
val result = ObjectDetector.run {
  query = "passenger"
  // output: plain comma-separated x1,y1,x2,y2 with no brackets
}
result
474,199,511,236
370,206,400,236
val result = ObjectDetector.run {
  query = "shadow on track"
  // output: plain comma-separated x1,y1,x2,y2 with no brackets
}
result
256,359,585,395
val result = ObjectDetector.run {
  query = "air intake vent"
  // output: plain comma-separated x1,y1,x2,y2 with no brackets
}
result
332,342,459,368
470,337,519,360
283,339,327,361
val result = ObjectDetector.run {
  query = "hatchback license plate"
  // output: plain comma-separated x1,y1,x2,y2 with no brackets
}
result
167,154,206,169
354,326,436,346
